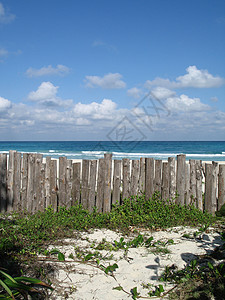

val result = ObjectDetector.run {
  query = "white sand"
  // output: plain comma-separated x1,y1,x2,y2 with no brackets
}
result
39,226,224,300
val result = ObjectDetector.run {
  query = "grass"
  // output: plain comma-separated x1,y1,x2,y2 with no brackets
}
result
0,192,220,299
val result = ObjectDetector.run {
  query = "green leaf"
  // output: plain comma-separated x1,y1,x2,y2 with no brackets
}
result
0,270,17,284
0,278,14,299
113,286,123,291
84,253,94,261
208,262,214,270
159,284,164,293
14,277,52,289
58,252,65,261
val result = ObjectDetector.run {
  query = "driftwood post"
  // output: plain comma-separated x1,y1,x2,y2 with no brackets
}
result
27,154,35,212
130,160,139,197
7,150,16,211
96,159,105,212
0,154,7,212
218,165,225,210
205,163,217,214
88,160,97,211
59,157,67,207
103,153,112,213
66,160,73,208
45,157,51,208
112,160,121,205
139,157,145,193
185,163,190,205
145,158,154,200
72,162,81,206
33,154,43,212
189,160,196,205
21,153,28,211
154,160,162,194
161,162,169,200
50,160,58,211
81,159,90,210
168,157,176,201
122,158,130,201
13,152,22,211
176,154,186,205
196,160,203,211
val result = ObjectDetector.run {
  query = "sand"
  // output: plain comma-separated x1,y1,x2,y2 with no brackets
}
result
38,226,224,300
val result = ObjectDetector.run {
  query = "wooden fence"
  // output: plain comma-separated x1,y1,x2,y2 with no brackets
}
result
0,151,225,215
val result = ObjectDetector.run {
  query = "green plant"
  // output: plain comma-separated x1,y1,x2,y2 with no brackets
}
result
0,269,52,299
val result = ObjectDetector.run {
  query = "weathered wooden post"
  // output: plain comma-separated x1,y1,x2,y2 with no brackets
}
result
45,156,51,208
185,163,190,205
103,153,112,213
139,157,145,194
168,157,176,201
88,160,97,211
59,156,67,208
7,150,16,211
205,163,217,214
13,152,22,211
122,158,130,201
145,158,154,200
27,154,35,212
176,154,186,205
189,160,196,205
50,160,57,211
0,153,7,212
66,159,73,208
196,160,203,211
154,160,162,194
21,153,28,211
130,160,139,197
161,162,169,201
72,162,81,206
96,158,105,212
218,165,225,210
81,159,90,210
112,160,122,205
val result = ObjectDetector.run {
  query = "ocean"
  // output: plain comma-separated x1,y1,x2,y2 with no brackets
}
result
0,141,224,161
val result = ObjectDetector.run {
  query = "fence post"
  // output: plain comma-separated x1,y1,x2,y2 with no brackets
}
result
176,154,186,205
0,154,7,212
218,165,225,210
139,157,145,194
59,156,67,208
145,158,154,200
50,160,57,211
185,163,190,205
161,162,169,200
21,153,28,211
66,159,73,208
7,150,16,211
96,159,105,212
196,160,203,211
130,160,139,197
154,160,162,194
13,152,22,211
103,153,112,213
168,157,176,201
81,159,90,210
72,162,81,206
88,160,97,211
45,157,51,208
122,158,130,201
27,154,35,212
112,160,122,205
189,160,196,205
205,163,217,214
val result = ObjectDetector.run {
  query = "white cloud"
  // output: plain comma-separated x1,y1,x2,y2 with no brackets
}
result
211,96,218,102
166,94,210,112
0,2,15,24
145,66,225,89
27,82,73,107
0,96,12,112
85,73,126,89
26,64,70,77
74,99,117,119
92,40,117,52
127,87,143,99
151,87,176,100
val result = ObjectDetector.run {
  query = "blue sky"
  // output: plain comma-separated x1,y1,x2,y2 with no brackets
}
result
0,0,224,141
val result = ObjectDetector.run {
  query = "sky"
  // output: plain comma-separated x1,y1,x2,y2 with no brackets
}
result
0,0,225,141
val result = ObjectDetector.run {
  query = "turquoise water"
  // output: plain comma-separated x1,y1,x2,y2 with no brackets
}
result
0,141,224,161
